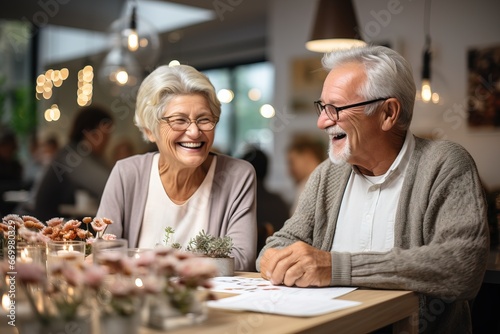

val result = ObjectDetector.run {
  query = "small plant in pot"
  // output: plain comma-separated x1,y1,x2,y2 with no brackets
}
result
186,230,234,276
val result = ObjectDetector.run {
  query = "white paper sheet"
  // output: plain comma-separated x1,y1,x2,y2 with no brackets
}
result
209,276,357,299
207,291,361,317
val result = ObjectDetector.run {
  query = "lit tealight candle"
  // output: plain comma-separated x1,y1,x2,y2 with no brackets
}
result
57,245,83,260
20,248,33,263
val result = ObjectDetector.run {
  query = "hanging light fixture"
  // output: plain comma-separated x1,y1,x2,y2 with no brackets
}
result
108,0,161,70
125,4,139,52
420,0,439,104
98,47,142,96
99,0,160,95
306,0,366,53
421,38,432,102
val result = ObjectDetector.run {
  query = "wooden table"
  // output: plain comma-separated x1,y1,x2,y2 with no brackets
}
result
142,272,419,334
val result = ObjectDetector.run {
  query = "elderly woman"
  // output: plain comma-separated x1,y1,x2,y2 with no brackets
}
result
96,64,257,271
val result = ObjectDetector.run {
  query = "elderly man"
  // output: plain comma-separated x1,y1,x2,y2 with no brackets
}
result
257,46,489,333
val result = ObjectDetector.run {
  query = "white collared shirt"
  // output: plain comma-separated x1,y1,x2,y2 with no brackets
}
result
331,132,415,252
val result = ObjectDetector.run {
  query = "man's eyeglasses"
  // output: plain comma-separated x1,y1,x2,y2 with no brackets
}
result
314,97,390,121
160,115,219,131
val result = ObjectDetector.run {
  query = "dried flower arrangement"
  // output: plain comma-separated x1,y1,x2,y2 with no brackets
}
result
0,214,115,256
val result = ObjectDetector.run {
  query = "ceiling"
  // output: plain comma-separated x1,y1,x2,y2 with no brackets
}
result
2,0,269,68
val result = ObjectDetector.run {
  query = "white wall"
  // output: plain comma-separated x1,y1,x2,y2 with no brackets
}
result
268,0,500,200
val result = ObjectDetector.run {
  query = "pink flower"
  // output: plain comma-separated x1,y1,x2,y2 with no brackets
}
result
177,257,217,279
16,262,47,285
18,227,40,243
91,218,106,232
107,279,136,297
63,219,81,231
83,264,107,289
132,250,156,267
103,218,113,225
22,215,44,229
61,266,84,287
46,217,64,227
2,214,22,224
102,233,116,241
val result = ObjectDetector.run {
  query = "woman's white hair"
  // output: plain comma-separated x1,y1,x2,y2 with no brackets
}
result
134,64,221,141
322,45,416,131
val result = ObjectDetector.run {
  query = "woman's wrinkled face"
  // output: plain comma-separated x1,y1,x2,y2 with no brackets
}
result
147,94,216,169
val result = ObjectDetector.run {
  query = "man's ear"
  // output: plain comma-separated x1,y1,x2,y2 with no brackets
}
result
381,98,401,131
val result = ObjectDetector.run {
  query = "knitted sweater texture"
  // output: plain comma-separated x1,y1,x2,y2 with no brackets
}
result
257,137,489,333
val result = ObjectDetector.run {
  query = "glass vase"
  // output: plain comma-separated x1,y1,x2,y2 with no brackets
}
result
17,317,91,334
99,312,141,334
146,289,208,330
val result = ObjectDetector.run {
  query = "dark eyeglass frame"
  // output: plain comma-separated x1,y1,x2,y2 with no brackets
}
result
314,97,390,121
160,115,219,131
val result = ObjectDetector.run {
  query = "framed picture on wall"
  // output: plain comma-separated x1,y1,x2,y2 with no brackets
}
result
290,56,327,113
467,44,500,129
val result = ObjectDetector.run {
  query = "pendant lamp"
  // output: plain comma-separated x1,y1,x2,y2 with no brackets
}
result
306,0,366,53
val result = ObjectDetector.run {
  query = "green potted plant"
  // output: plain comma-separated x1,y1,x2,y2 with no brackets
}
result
186,230,234,276
162,228,234,276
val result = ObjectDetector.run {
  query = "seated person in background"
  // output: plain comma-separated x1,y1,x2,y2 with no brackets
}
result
110,137,136,167
286,133,326,214
97,64,257,271
241,146,289,254
27,105,114,221
22,134,60,189
257,45,489,333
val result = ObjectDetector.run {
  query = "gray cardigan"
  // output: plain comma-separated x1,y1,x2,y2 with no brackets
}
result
257,137,489,334
97,152,257,271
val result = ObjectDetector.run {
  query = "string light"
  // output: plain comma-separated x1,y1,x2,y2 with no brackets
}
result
77,65,94,106
35,68,69,100
44,104,61,122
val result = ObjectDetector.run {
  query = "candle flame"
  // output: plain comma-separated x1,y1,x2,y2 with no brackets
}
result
2,294,10,311
21,248,29,260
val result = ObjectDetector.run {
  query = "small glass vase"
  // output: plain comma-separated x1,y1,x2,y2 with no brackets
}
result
18,317,91,334
99,312,141,334
146,290,208,330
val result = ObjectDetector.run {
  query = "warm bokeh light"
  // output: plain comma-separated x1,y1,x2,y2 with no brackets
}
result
169,60,180,67
115,70,129,85
36,67,69,100
60,68,69,80
248,88,262,101
127,30,139,51
260,104,275,118
431,92,440,104
77,65,93,106
421,79,432,102
44,104,61,122
217,89,234,103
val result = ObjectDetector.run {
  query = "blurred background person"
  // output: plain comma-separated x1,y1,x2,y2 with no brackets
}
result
22,134,60,189
241,146,289,254
97,64,257,271
109,137,136,167
287,133,326,214
24,105,114,221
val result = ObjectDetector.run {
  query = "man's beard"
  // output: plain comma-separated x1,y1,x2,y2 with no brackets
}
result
326,126,350,165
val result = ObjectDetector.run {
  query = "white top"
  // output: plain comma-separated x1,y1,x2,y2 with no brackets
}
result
331,131,415,252
138,154,217,248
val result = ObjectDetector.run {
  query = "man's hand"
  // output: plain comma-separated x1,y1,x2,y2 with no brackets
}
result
260,241,331,287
